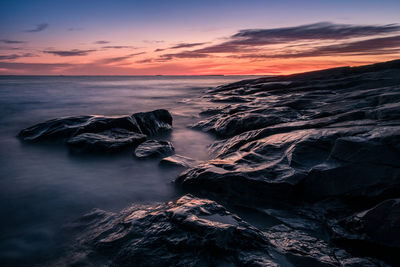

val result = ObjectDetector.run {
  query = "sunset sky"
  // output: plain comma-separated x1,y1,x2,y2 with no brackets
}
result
1,0,400,75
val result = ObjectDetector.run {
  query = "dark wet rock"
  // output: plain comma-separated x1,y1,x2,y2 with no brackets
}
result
133,109,173,135
18,109,172,142
330,198,400,251
18,109,172,153
67,129,146,153
134,140,174,158
265,224,380,266
53,195,278,266
52,195,382,266
18,115,142,142
159,154,198,168
178,60,400,205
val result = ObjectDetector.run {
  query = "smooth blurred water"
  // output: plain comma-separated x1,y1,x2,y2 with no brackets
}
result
0,75,255,265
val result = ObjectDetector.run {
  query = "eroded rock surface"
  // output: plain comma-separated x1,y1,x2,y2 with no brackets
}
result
178,60,400,205
174,60,400,265
67,129,147,153
134,140,175,158
52,195,377,266
159,154,198,168
53,195,277,266
18,109,172,153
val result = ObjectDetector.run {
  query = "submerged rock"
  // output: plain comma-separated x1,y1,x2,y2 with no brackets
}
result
18,109,172,153
134,140,174,158
54,195,277,266
159,154,198,168
67,128,146,153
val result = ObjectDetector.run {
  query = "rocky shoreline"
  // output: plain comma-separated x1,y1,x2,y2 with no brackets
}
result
18,60,400,266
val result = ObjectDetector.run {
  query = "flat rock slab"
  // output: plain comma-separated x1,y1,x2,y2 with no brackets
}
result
134,140,174,158
67,128,146,153
159,154,198,168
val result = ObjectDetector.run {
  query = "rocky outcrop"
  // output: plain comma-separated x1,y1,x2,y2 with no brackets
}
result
177,60,400,205
264,224,379,266
18,109,172,153
134,140,174,158
53,195,277,266
174,60,400,265
53,195,378,266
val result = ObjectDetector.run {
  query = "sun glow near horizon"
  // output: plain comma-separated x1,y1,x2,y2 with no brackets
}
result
1,0,400,75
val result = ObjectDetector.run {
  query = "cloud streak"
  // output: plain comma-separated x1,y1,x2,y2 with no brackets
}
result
170,42,207,49
0,53,35,60
95,40,110,44
0,39,25,44
102,45,135,49
43,49,96,56
193,22,400,54
235,35,400,59
25,23,49,33
97,52,145,64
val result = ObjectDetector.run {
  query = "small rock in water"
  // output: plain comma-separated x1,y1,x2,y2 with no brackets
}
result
159,154,198,168
18,109,173,154
134,140,174,158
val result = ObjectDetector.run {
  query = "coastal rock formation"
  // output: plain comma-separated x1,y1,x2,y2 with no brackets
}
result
178,60,400,205
173,60,400,264
29,60,400,265
134,140,174,158
264,224,378,266
54,195,277,266
53,195,377,266
18,109,172,153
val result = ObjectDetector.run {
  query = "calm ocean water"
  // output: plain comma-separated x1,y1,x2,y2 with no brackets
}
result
0,75,257,265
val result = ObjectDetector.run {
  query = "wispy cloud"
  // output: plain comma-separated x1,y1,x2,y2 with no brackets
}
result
0,39,26,44
160,51,210,61
154,42,207,53
193,22,400,54
143,40,164,44
43,49,96,56
0,53,35,60
102,45,135,49
96,52,145,64
234,35,400,59
94,40,110,44
170,42,207,49
25,23,49,33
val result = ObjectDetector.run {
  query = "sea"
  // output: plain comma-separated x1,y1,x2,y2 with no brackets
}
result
0,75,258,265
